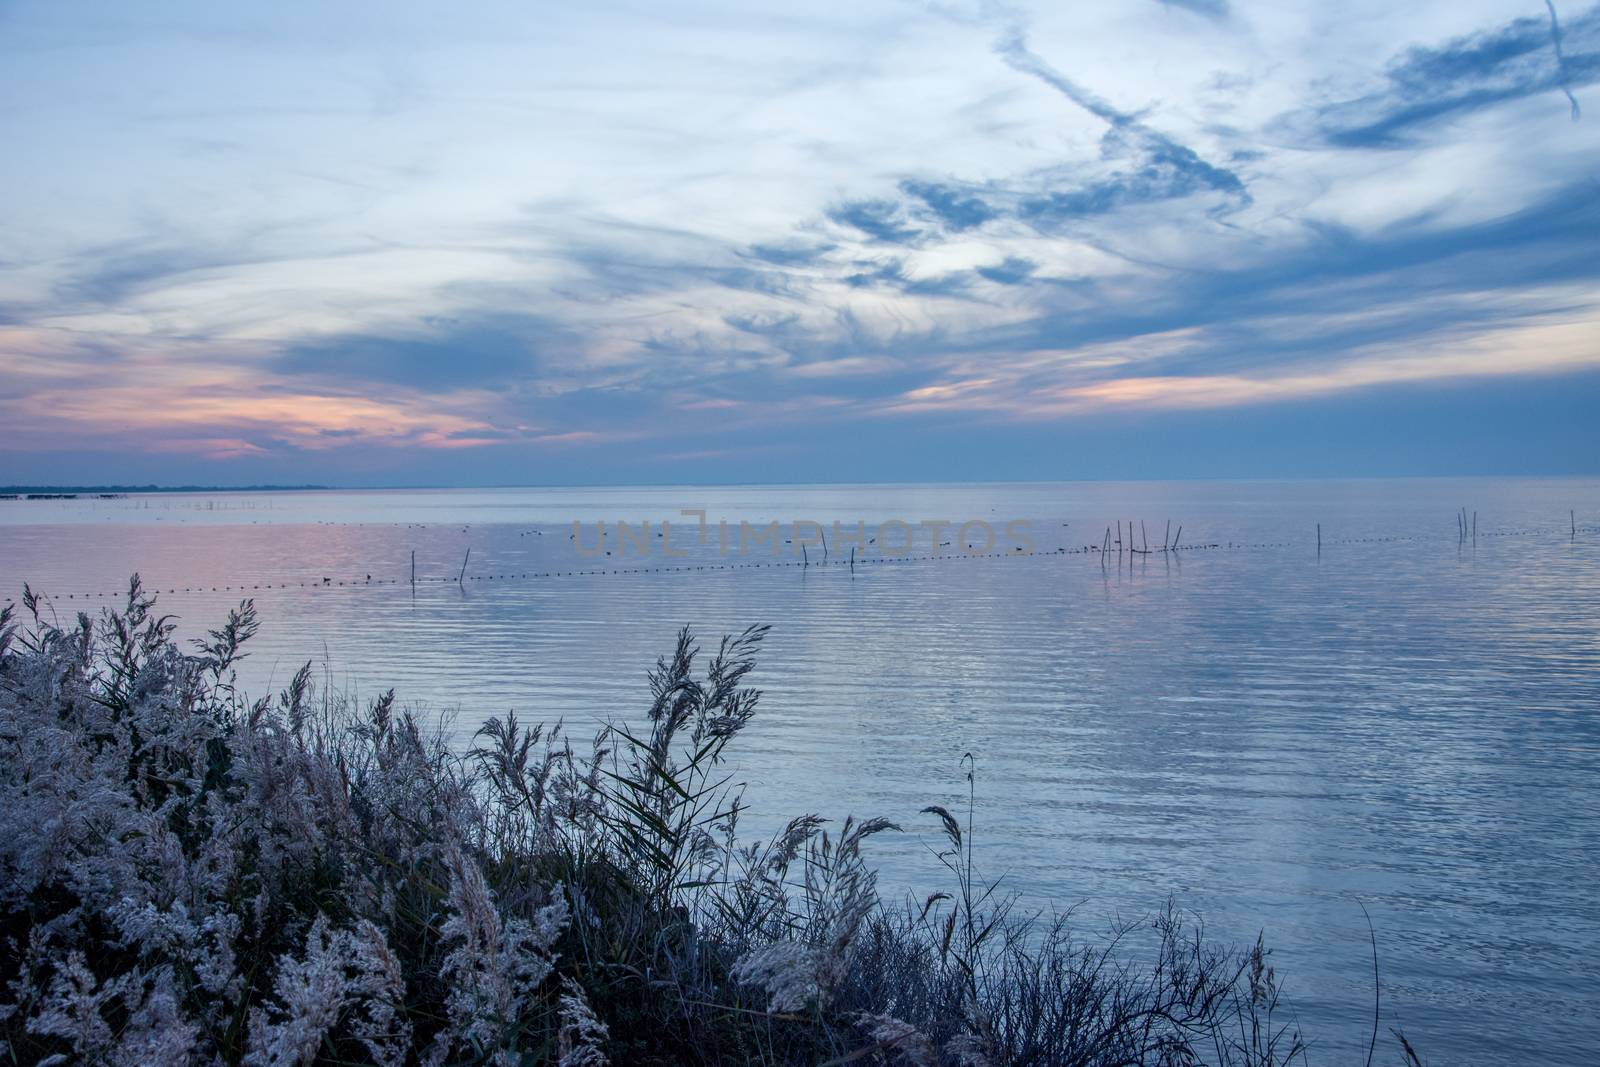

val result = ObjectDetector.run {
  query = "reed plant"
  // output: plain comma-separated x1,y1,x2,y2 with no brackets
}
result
0,577,1420,1065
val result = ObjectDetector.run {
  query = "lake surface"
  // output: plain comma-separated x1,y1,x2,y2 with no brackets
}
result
4,478,1598,1064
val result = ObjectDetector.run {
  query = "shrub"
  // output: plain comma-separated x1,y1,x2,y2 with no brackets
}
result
0,578,1416,1065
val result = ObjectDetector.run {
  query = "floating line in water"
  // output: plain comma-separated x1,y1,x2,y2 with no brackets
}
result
6,522,1595,605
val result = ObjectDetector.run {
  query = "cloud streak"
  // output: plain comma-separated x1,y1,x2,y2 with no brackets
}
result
1548,0,1585,119
1306,2,1599,147
0,0,1595,481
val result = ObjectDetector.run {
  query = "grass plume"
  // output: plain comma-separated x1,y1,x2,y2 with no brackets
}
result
0,577,1420,1065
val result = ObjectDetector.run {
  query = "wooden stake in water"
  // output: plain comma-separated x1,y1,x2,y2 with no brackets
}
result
458,547,471,585
1164,519,1171,552
849,546,855,575
1317,523,1321,556
411,550,415,587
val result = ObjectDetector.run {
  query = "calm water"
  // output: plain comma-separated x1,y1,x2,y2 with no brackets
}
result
4,479,1598,1064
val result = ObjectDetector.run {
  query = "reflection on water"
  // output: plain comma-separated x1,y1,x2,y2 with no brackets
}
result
4,478,1598,1065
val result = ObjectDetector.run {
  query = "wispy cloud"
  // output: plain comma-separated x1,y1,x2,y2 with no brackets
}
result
1304,2,1598,147
1157,0,1230,21
0,0,1595,481
272,316,548,390
1548,0,1585,119
827,200,926,245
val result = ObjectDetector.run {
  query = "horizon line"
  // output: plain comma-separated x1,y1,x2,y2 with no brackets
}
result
5,472,1599,495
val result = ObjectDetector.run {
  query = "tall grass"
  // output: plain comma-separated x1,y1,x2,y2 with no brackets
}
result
0,578,1421,1065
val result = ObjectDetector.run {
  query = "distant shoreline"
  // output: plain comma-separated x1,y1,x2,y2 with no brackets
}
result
3,473,1590,497
0,484,331,495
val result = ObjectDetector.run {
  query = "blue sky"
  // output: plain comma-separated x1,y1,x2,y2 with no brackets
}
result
1,0,1597,485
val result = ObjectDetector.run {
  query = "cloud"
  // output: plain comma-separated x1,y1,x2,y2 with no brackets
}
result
876,180,1600,422
1,0,1597,482
58,246,238,307
784,356,903,378
1549,0,1587,119
975,257,1037,285
899,179,1000,231
272,316,545,390
843,259,908,289
743,242,835,267
988,24,1249,222
147,437,271,459
1020,136,1246,225
723,310,802,337
1157,0,1230,19
827,199,925,245
1309,3,1599,147
887,310,1600,421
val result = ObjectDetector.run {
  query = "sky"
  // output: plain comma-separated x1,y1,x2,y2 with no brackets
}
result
1,0,1597,486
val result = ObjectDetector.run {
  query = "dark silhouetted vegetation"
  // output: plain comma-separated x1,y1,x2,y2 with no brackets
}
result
0,578,1423,1065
